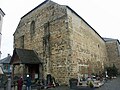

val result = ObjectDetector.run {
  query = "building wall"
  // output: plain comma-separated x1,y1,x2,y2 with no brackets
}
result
0,9,5,58
67,9,108,79
14,1,69,84
14,1,108,84
0,9,4,33
105,40,120,72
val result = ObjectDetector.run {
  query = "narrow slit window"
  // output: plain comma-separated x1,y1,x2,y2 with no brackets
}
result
30,21,35,36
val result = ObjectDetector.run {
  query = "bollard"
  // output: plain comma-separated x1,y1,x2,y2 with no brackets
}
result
7,77,11,90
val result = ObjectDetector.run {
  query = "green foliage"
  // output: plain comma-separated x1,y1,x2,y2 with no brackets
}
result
88,81,94,88
106,64,118,77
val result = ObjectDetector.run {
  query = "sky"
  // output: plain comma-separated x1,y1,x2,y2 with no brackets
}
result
0,0,120,58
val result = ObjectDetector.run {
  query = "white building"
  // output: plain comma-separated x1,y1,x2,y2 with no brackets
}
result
0,8,5,58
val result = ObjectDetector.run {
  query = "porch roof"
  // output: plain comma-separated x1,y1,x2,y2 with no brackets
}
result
0,54,11,64
10,48,42,64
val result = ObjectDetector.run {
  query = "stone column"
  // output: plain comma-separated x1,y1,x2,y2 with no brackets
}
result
43,22,51,76
20,64,24,76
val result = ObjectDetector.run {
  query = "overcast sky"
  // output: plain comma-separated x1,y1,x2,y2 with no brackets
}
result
0,0,120,58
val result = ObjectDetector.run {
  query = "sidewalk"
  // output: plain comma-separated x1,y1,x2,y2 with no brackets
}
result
42,86,95,90
0,85,98,90
43,86,70,90
31,85,70,90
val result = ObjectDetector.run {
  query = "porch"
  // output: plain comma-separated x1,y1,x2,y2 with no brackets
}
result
10,48,43,81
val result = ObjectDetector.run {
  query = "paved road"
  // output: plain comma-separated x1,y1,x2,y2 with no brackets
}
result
43,86,95,90
45,76,120,90
96,77,120,90
0,77,120,90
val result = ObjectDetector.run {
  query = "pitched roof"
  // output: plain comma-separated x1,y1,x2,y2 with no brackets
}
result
0,54,11,64
66,6,105,42
0,8,5,16
20,0,104,42
21,0,50,19
103,37,120,44
11,48,42,64
103,37,118,42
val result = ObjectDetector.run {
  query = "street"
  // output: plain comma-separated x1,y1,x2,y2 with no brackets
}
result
96,77,120,90
44,76,120,90
0,76,120,90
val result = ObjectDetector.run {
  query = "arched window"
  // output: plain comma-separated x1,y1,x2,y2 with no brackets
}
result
30,20,35,36
0,15,1,21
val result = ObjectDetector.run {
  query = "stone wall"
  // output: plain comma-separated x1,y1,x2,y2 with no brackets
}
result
105,40,120,72
67,8,108,79
14,1,69,84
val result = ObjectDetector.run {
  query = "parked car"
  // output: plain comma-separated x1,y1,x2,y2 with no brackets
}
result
92,77,104,88
80,76,104,88
93,80,102,88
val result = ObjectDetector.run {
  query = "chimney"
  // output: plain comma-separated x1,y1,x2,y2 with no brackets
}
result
8,54,10,56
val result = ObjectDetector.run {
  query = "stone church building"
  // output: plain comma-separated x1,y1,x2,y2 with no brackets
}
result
11,0,109,84
104,38,120,73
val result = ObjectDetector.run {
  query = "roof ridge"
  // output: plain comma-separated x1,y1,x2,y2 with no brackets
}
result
21,0,51,19
0,8,5,16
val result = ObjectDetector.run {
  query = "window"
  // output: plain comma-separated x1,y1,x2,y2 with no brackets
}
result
3,65,7,70
20,35,24,48
30,21,35,36
117,44,120,56
98,44,100,48
0,15,1,21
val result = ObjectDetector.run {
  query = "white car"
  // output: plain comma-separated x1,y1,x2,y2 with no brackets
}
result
93,80,104,88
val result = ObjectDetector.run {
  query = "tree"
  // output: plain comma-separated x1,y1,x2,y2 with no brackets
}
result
106,64,118,77
112,64,118,76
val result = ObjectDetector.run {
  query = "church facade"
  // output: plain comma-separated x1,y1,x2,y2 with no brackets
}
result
13,0,109,84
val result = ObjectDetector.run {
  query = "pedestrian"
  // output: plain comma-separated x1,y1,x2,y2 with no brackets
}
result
17,76,23,90
26,75,31,90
